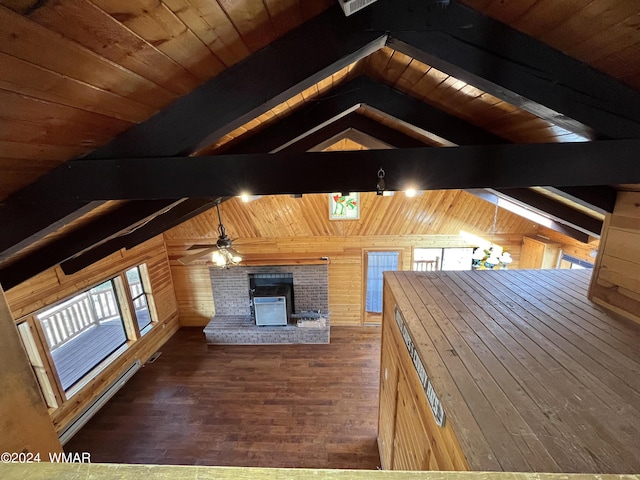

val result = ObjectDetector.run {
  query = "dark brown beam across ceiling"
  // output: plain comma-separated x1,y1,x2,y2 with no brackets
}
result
249,104,602,242
59,198,220,276
543,187,617,215
22,140,640,201
0,6,387,259
221,75,507,155
491,188,603,237
279,112,428,153
358,0,640,139
0,200,184,290
43,118,423,280
465,189,591,243
5,0,640,273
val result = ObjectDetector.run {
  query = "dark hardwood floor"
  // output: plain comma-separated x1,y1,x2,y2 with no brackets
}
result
64,326,382,469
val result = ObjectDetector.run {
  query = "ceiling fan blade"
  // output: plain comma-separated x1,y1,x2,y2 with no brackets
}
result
187,244,217,251
178,246,219,265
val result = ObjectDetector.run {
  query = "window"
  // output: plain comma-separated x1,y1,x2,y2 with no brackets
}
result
125,266,153,334
559,254,593,270
19,263,156,402
413,248,474,271
36,279,128,393
365,251,400,314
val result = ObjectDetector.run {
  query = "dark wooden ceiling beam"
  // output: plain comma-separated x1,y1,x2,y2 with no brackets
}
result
361,0,640,139
542,186,617,215
272,110,602,242
0,7,386,258
59,198,220,276
222,76,506,155
0,200,184,290
466,189,591,243
279,112,428,153
491,188,603,237
23,140,640,201
87,15,386,159
0,201,104,263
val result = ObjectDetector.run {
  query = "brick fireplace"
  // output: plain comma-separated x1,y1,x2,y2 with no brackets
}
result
203,264,330,344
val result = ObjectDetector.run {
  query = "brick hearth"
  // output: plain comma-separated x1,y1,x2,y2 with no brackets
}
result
204,264,330,344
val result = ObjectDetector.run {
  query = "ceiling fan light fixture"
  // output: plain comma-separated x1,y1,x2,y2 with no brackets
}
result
227,247,242,264
211,250,226,267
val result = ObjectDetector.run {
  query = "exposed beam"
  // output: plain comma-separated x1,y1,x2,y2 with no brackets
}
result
466,189,591,243
87,13,386,159
60,198,219,275
220,76,506,155
491,188,603,237
24,140,640,201
358,0,640,139
279,112,428,153
542,186,617,215
0,7,386,258
0,201,103,262
0,200,183,290
277,113,598,243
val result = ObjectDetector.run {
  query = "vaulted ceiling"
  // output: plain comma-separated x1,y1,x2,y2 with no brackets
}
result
1,0,640,289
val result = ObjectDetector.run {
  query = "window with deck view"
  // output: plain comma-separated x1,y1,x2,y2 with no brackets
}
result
16,263,157,403
36,279,127,393
125,266,152,334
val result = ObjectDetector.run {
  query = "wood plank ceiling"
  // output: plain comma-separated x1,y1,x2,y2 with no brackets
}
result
1,0,640,288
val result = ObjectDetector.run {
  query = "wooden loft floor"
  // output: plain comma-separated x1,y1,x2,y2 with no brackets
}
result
387,269,640,472
63,326,381,469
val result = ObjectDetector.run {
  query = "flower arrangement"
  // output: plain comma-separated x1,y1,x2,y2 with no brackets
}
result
471,245,512,270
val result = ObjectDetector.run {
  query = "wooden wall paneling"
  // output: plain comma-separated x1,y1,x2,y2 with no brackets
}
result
378,311,400,469
164,193,544,326
169,263,216,327
537,227,599,265
0,6,176,108
0,285,63,456
5,235,180,433
590,192,640,324
379,278,472,471
328,257,361,326
393,369,433,470
5,235,174,319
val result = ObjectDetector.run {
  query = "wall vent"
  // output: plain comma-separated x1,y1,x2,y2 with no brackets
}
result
339,0,378,16
58,360,141,445
146,351,162,364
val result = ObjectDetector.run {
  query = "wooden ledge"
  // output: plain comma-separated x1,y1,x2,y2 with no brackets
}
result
3,464,640,480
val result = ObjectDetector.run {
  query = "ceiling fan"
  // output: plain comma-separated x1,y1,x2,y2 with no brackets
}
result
177,201,243,266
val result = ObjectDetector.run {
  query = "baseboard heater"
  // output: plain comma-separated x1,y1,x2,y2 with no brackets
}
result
58,360,142,445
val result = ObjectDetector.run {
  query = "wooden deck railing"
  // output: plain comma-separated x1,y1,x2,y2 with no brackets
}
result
130,282,146,310
413,258,440,271
39,290,120,351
